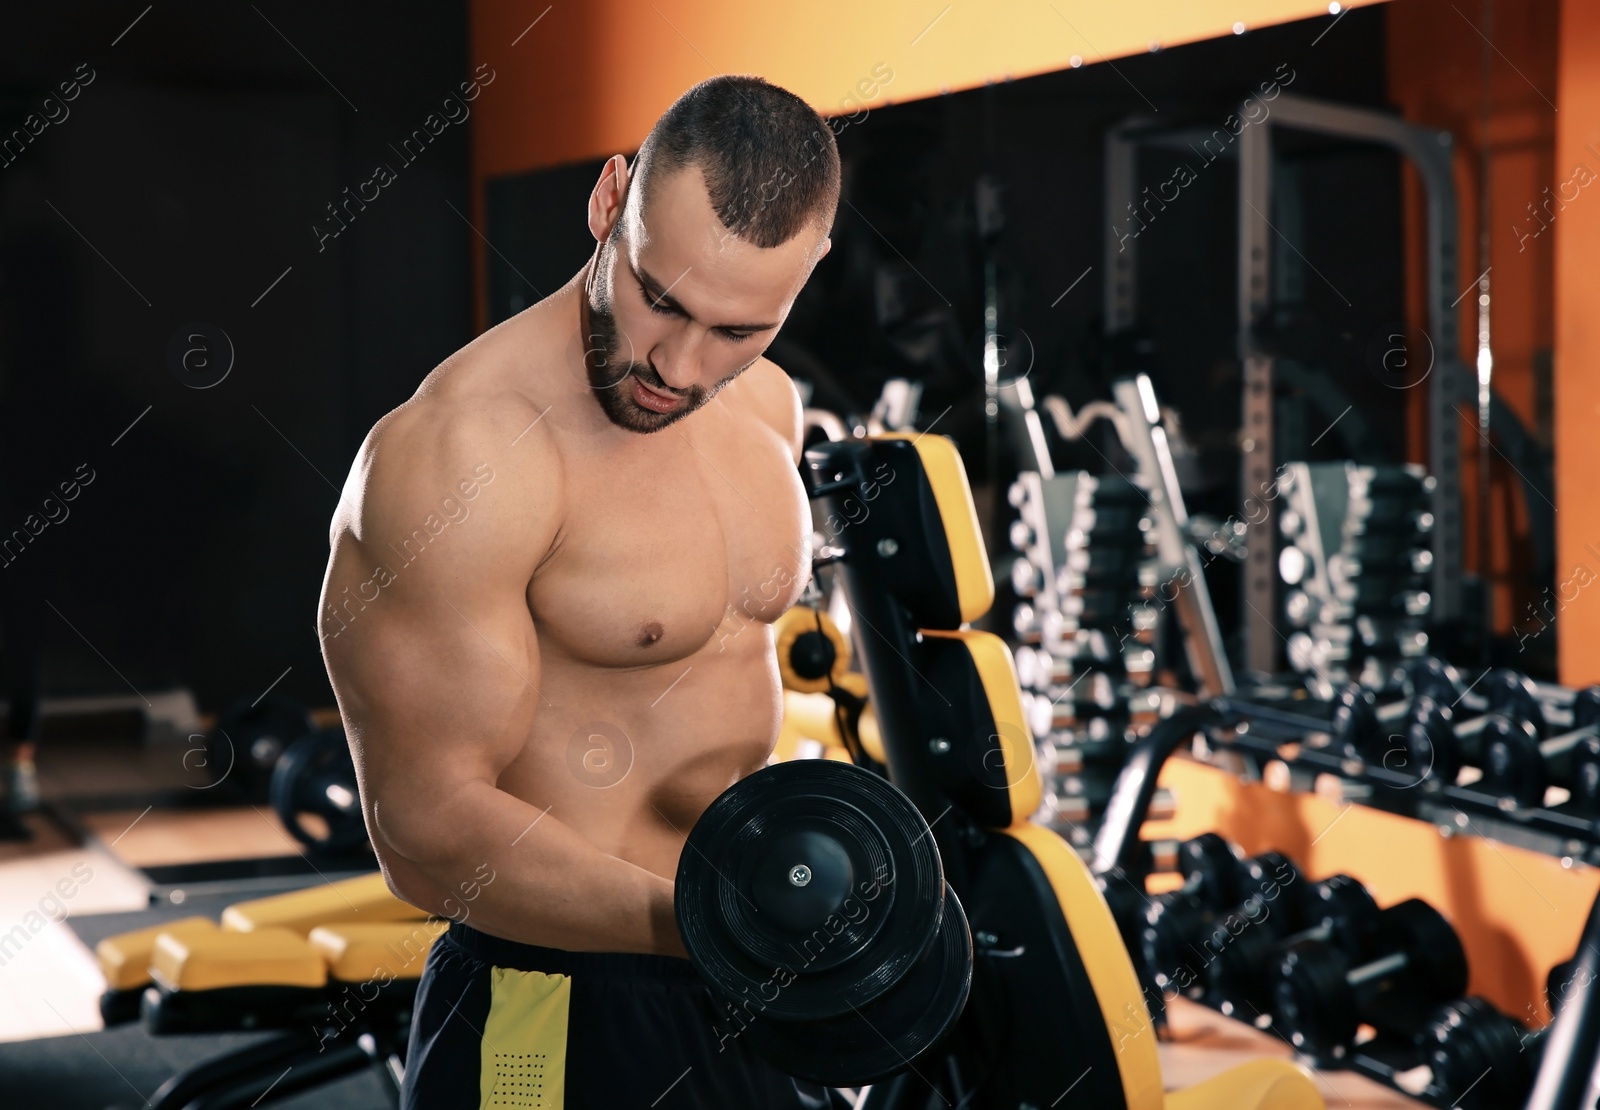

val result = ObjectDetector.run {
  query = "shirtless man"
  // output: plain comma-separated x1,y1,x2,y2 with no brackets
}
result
319,76,846,1108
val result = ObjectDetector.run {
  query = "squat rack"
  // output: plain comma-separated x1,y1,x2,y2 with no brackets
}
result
1103,92,1468,675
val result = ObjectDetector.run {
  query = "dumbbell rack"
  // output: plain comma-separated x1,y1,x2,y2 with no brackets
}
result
1008,468,1156,844
1200,687,1600,866
1277,462,1436,701
1004,373,1236,848
1100,799,1548,1110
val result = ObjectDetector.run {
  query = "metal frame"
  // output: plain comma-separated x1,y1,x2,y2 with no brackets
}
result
1110,375,1235,695
1105,93,1465,675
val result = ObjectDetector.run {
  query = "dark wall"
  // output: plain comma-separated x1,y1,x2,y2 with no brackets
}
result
484,7,1400,661
0,4,471,712
485,6,1399,478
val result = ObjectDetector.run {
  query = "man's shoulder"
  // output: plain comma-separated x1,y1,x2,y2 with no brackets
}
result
724,356,804,461
377,386,556,482
333,380,561,551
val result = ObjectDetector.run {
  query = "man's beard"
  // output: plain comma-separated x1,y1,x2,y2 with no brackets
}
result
583,252,749,434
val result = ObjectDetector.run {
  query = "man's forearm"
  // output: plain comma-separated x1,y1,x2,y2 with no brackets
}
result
379,780,686,958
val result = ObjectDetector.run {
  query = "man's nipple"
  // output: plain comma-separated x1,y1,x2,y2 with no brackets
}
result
637,621,665,647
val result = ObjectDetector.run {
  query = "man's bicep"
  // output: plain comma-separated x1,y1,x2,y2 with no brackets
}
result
324,531,544,863
321,409,557,864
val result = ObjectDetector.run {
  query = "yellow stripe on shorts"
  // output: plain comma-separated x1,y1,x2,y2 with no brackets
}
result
479,966,571,1109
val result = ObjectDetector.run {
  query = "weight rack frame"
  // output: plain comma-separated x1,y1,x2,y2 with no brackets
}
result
1203,698,1600,866
1105,93,1468,674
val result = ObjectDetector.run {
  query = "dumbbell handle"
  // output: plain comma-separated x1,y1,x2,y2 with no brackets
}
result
1260,919,1344,954
1349,950,1408,988
1374,698,1497,732
1376,700,1409,723
1539,723,1600,762
1222,695,1483,747
1378,700,1495,742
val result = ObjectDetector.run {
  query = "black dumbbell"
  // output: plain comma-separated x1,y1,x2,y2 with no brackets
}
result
1418,996,1544,1108
1101,833,1239,971
1235,682,1412,767
1207,873,1380,1020
1548,957,1581,1008
1262,657,1461,767
1275,898,1469,1060
1392,668,1552,788
1142,851,1303,1002
1404,656,1464,705
1424,950,1600,1108
1479,686,1600,809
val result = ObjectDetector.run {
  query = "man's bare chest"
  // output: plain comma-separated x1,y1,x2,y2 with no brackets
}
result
528,421,811,669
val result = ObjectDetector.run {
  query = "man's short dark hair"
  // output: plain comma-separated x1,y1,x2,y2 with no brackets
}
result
632,75,841,250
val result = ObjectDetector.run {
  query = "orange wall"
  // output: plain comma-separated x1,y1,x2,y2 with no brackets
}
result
1553,0,1600,685
466,0,1385,329
1149,757,1600,1024
470,1,1386,179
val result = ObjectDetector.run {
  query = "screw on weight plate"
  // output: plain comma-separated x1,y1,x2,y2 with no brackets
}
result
876,538,899,557
929,737,951,754
788,864,812,887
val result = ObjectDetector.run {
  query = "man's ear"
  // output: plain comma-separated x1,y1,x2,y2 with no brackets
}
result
588,154,630,244
816,236,832,263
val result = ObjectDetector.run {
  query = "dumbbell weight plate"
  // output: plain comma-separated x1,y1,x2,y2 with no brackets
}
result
1573,736,1600,814
1480,715,1549,807
1238,851,1301,908
1303,874,1380,956
269,726,369,852
1178,833,1239,908
1407,657,1461,708
742,883,973,1088
1277,940,1359,1054
207,694,314,802
676,759,944,1022
1558,688,1600,814
1418,996,1537,1108
1394,697,1457,788
1330,684,1380,762
1547,957,1582,1009
1375,898,1470,1002
1483,668,1548,737
1141,893,1211,997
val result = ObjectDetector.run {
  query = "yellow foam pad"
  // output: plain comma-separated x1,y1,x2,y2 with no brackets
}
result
96,917,220,991
881,431,995,625
775,606,851,693
309,920,448,983
1003,821,1163,1110
221,871,425,934
922,629,1042,827
855,706,885,764
1163,1058,1322,1110
151,926,327,992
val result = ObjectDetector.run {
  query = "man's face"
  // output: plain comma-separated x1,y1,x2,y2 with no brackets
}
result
584,163,827,433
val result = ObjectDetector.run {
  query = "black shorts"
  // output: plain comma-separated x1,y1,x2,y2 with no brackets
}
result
400,921,850,1109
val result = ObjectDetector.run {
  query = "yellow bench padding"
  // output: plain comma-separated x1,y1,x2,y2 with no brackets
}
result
96,916,220,991
881,431,995,626
151,926,327,992
1163,1058,1322,1110
308,920,448,982
221,871,426,934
